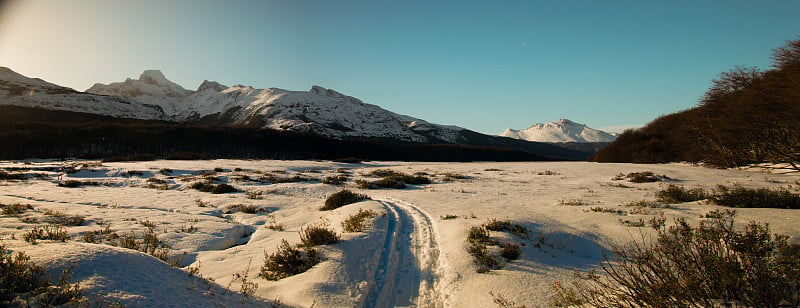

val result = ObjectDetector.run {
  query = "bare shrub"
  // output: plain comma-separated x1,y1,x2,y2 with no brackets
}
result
23,225,68,244
341,209,376,232
299,224,339,247
1,203,32,216
500,242,522,260
260,240,320,281
552,212,800,307
614,171,668,183
711,185,800,209
322,175,348,185
321,189,370,211
0,243,84,306
656,184,707,203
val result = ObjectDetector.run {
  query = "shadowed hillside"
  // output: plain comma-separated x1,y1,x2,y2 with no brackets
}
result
591,37,800,169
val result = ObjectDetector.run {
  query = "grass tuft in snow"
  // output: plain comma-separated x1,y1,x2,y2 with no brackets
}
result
260,240,320,281
341,209,377,232
321,189,370,211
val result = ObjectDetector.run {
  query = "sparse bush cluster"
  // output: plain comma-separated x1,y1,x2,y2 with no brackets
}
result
655,184,707,203
190,181,237,194
260,223,340,281
358,169,432,189
260,240,320,281
341,209,377,232
321,189,370,211
613,171,669,183
43,210,85,226
0,170,26,181
467,220,531,272
0,243,84,306
322,174,348,186
299,224,340,247
57,180,100,188
1,203,32,216
225,204,264,214
23,224,69,244
552,211,800,307
711,185,800,209
650,184,800,209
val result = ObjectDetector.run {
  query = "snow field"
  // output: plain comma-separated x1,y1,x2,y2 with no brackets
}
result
1,160,798,307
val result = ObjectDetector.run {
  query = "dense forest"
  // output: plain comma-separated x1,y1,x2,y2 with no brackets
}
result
0,106,566,162
591,37,800,169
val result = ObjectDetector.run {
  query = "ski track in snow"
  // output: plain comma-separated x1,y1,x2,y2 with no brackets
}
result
363,198,441,308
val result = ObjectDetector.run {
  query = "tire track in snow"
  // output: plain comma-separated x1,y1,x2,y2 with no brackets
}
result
363,199,441,308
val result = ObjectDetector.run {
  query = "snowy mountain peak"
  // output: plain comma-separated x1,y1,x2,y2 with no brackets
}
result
502,119,617,143
556,118,578,125
197,80,227,92
139,70,168,83
0,67,167,120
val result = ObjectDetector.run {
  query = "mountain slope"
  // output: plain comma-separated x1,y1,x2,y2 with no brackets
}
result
500,119,617,143
0,67,168,120
87,72,468,144
0,67,591,160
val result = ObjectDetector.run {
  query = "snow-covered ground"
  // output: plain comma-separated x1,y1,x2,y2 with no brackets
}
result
1,160,798,307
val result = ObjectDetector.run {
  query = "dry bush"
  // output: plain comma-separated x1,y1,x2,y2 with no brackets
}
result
260,240,320,281
321,189,370,211
322,175,348,185
23,225,69,244
1,203,32,216
190,181,237,194
500,242,522,260
0,243,84,306
341,209,377,232
656,184,707,203
552,212,800,307
614,171,668,183
711,185,800,209
299,224,339,247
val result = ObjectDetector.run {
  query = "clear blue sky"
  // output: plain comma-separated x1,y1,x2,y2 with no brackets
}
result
1,0,798,134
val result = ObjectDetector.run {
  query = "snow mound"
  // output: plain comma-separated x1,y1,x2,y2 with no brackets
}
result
21,242,270,307
501,118,617,143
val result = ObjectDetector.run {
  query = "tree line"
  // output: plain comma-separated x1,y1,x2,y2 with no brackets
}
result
0,106,552,162
591,37,800,169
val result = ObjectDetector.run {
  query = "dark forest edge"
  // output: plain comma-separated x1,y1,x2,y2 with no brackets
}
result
0,105,570,162
591,36,800,170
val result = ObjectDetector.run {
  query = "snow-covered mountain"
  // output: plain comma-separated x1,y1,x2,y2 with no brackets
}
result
0,67,168,120
85,70,467,143
500,119,617,143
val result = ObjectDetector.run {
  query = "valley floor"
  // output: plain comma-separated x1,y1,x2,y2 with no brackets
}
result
1,160,798,307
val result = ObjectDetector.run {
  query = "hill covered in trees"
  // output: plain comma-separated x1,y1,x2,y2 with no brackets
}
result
591,37,800,170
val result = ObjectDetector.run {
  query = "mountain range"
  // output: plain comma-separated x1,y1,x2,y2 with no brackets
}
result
0,67,592,160
500,119,617,143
